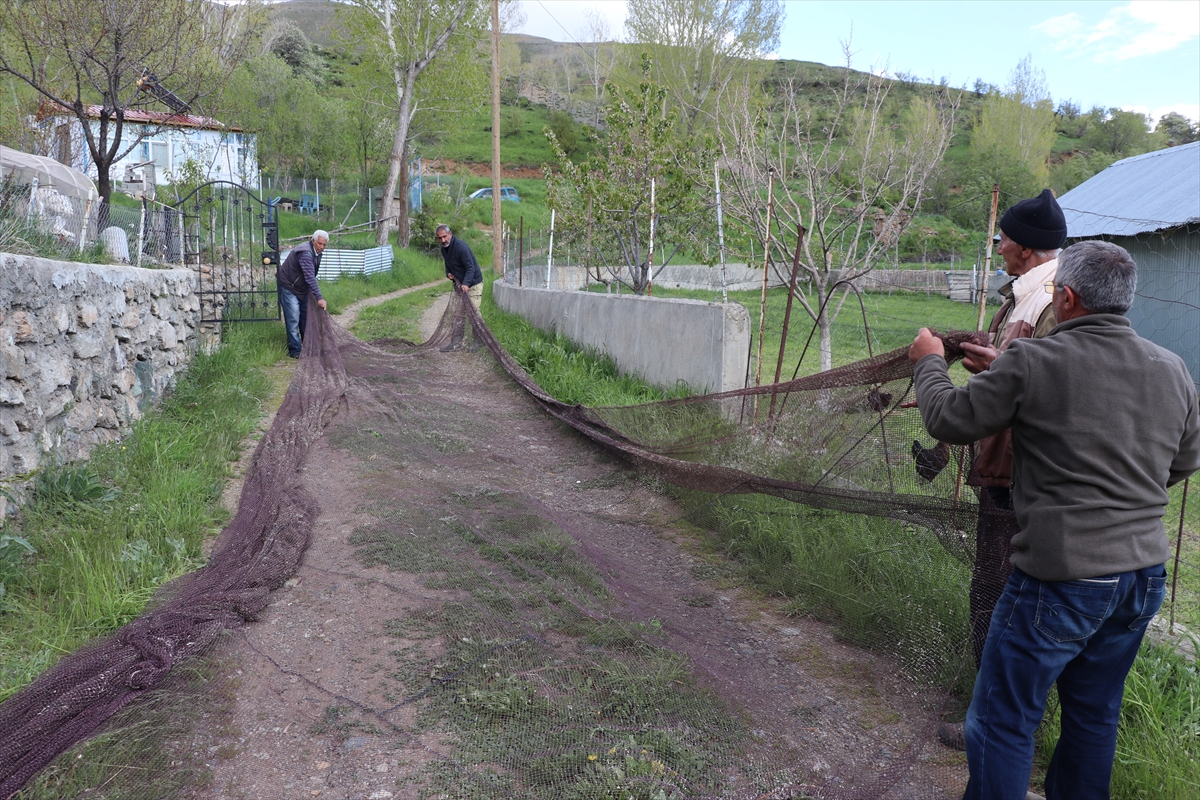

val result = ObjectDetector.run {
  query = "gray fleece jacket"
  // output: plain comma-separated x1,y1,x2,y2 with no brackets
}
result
914,314,1200,581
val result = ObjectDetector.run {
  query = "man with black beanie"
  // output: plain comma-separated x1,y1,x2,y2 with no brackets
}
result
935,189,1068,752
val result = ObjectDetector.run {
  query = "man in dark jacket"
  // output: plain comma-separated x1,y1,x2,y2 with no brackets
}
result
276,230,327,358
909,241,1200,799
436,224,482,349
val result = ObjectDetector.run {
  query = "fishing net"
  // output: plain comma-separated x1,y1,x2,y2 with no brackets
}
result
0,290,1019,799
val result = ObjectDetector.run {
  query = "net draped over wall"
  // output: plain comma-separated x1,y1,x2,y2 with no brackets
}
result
1,292,1021,799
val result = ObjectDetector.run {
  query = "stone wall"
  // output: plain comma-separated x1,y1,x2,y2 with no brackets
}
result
0,253,199,484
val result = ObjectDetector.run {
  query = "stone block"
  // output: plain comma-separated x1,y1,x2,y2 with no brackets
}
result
0,339,24,380
79,304,100,327
0,381,25,406
73,332,105,359
158,321,178,350
10,311,36,342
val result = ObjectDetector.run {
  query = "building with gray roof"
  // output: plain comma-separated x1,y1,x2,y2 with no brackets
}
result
1059,141,1200,387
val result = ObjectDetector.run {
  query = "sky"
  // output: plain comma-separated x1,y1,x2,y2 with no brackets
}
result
517,0,1200,124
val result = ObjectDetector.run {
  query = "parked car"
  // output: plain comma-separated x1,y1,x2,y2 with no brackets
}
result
467,186,520,202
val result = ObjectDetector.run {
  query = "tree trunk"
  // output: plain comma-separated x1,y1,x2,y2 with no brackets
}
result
819,310,833,372
376,80,414,247
397,138,410,248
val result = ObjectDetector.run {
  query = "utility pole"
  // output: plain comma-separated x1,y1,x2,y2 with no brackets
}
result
491,0,502,274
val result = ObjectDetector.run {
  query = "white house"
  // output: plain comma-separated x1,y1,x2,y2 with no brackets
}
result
38,104,259,191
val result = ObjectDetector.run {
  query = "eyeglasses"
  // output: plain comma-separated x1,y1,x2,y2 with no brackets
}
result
1045,282,1069,294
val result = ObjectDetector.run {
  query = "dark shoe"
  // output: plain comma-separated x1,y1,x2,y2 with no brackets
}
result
288,352,300,359
937,721,966,751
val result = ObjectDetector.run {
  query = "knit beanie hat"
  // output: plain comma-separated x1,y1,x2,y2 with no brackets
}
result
999,189,1067,250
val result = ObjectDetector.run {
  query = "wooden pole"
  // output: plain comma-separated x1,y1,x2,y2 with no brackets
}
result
753,168,776,422
491,0,502,274
518,215,524,286
977,183,1000,332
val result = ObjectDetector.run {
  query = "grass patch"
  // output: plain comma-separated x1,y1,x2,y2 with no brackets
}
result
0,323,284,704
316,247,447,315
351,286,449,343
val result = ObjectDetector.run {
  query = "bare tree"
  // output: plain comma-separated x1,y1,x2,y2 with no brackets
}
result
341,0,488,248
716,50,958,371
625,0,783,134
0,0,259,205
577,9,619,128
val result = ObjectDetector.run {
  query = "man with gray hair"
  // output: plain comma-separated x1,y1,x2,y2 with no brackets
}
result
276,229,328,358
909,240,1200,799
435,223,483,350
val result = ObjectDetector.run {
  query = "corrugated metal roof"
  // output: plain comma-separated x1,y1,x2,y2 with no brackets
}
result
1059,141,1200,238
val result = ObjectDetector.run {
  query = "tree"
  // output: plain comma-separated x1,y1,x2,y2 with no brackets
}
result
265,19,326,84
339,0,488,248
967,56,1056,201
625,0,784,135
0,0,258,206
546,56,715,295
716,49,957,371
1084,107,1152,156
577,9,620,128
1155,111,1198,146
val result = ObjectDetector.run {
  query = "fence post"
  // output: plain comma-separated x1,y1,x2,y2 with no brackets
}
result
78,191,94,253
136,198,147,269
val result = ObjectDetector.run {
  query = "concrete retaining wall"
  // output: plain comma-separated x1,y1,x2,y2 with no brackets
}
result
493,278,750,394
0,253,200,484
508,263,788,293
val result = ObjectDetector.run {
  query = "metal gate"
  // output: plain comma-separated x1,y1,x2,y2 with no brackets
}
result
173,181,279,324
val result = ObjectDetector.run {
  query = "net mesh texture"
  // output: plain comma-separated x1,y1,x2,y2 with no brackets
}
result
1,290,1021,800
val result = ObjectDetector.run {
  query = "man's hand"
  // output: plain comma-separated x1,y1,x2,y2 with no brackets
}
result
447,272,454,280
960,341,999,374
317,298,327,311
460,283,470,293
909,328,945,363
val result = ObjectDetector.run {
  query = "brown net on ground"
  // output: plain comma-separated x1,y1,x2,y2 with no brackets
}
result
0,291,1016,799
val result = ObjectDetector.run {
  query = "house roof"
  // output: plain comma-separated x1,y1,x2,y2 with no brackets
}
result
1059,141,1200,238
38,102,243,133
0,144,96,203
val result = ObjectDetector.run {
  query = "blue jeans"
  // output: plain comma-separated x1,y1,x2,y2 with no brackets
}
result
279,287,307,357
963,564,1166,800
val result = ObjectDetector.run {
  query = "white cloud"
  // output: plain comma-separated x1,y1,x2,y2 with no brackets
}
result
1119,103,1200,124
1035,1,1199,61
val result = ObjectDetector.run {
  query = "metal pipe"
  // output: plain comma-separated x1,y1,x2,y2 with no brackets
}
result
545,208,555,289
646,177,655,295
715,163,728,303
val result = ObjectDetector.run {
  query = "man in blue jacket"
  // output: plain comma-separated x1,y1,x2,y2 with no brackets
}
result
436,224,482,350
276,230,327,358
909,240,1200,799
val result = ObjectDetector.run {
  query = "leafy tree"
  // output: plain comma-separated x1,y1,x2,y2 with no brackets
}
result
546,56,715,295
339,0,488,248
0,0,259,205
547,110,579,154
266,19,326,84
1055,99,1088,138
717,48,957,371
625,0,784,135
1084,107,1152,157
1155,111,1198,146
967,57,1056,199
